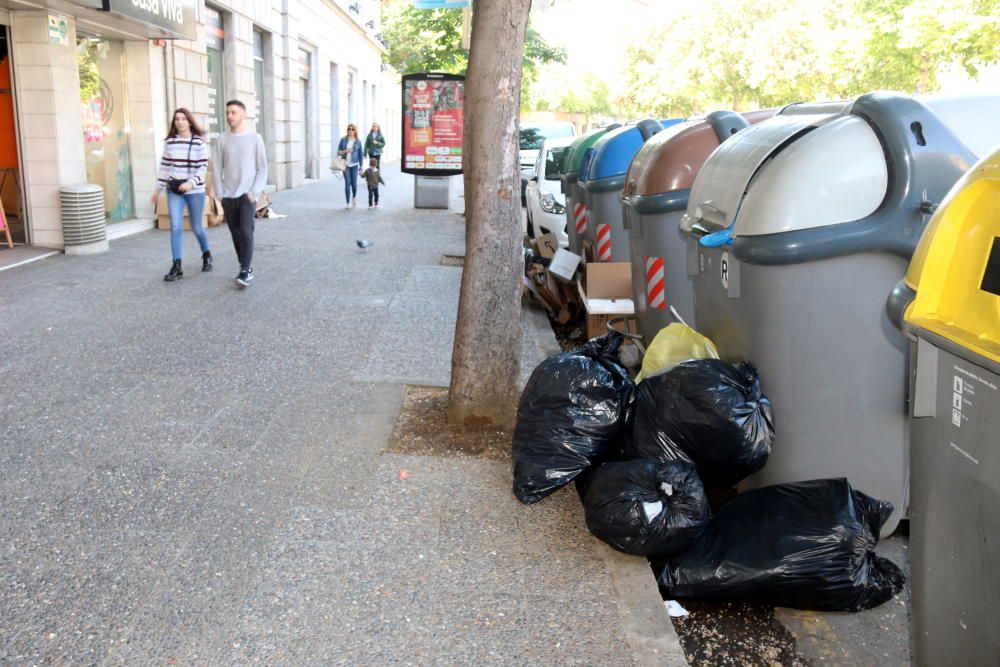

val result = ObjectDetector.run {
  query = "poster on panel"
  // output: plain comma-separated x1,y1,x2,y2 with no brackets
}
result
401,72,464,177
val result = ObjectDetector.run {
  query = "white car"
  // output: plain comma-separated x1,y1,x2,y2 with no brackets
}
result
520,121,576,205
525,136,575,247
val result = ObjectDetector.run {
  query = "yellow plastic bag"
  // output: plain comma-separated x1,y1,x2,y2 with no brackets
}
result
636,323,720,383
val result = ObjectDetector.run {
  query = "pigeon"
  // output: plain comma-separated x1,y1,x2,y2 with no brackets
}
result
356,239,374,252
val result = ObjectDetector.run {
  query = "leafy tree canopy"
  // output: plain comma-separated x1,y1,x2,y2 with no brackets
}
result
614,0,999,117
381,0,566,108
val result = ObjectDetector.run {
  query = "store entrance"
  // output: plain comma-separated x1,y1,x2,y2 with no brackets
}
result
77,33,135,225
0,28,26,248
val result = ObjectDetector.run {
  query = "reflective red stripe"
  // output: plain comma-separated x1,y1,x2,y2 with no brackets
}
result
597,224,612,261
646,256,666,309
574,203,587,234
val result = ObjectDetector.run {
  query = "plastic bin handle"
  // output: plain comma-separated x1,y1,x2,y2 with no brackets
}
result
700,227,734,248
636,119,664,141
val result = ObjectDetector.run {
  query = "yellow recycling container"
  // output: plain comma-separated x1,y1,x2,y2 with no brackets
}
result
903,145,1000,667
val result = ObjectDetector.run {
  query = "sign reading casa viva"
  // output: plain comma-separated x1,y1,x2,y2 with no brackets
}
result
103,0,197,39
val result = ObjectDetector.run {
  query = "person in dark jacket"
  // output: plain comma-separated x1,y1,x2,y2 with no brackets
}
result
364,122,386,167
360,158,386,208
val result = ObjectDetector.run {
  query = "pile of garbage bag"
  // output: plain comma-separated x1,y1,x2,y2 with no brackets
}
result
512,332,634,505
655,478,905,611
512,324,904,612
624,359,775,489
581,459,711,557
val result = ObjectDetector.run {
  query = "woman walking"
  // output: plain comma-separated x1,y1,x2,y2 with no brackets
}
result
364,122,386,167
337,123,364,208
153,108,212,281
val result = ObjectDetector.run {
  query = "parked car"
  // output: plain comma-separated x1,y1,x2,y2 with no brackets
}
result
526,136,575,246
520,121,576,205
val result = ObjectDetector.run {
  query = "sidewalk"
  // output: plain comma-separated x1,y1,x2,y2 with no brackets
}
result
0,163,683,665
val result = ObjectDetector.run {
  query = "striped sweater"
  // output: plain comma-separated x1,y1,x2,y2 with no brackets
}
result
156,134,210,194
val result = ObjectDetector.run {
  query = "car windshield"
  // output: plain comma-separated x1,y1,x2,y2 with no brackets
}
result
519,128,545,151
545,147,568,180
520,124,575,151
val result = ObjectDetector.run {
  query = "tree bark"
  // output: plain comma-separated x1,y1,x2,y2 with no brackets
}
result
448,0,531,430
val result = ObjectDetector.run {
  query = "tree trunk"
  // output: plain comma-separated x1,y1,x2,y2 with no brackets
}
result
918,52,931,94
448,0,531,430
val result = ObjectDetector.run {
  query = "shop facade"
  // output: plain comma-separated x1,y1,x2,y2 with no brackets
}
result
0,0,388,250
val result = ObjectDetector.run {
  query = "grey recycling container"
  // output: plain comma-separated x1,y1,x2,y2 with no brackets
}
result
560,125,619,257
680,92,1000,535
577,119,677,263
902,144,1000,667
622,109,774,340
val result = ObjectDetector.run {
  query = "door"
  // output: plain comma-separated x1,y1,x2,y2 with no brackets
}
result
0,28,25,244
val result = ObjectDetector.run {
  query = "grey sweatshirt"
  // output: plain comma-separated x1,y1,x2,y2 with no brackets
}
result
212,131,268,199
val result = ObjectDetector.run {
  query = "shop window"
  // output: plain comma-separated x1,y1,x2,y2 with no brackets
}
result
77,34,134,223
205,7,225,138
253,29,268,150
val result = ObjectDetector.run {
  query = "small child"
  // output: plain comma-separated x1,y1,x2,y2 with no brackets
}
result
360,158,386,208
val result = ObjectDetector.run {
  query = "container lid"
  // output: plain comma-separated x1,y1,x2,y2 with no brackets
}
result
731,114,888,236
688,94,988,265
585,119,680,183
904,145,1000,364
561,125,618,176
625,110,776,198
682,106,843,234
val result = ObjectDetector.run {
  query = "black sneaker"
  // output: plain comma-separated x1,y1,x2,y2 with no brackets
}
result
235,268,254,287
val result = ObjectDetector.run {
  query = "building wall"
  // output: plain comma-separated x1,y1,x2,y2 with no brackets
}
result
5,0,389,249
9,11,86,248
164,0,385,191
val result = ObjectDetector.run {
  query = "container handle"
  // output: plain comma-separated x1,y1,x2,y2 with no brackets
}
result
700,227,735,248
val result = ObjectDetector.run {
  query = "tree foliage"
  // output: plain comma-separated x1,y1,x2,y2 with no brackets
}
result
613,0,999,116
381,0,566,107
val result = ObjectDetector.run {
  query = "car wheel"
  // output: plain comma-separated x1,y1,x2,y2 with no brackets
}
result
521,179,528,207
526,210,536,238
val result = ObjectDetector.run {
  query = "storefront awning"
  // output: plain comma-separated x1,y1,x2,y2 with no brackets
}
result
0,0,196,40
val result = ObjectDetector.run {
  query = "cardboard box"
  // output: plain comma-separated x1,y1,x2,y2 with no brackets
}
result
156,191,224,230
535,232,559,259
548,248,581,282
157,167,224,229
578,262,636,339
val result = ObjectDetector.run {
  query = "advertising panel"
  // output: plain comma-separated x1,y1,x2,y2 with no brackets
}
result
401,72,464,177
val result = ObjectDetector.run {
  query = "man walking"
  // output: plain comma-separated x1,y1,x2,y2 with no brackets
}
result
213,100,267,288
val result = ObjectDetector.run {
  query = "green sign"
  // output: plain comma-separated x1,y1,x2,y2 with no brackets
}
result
47,14,69,46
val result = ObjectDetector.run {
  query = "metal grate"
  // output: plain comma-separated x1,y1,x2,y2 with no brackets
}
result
60,185,106,246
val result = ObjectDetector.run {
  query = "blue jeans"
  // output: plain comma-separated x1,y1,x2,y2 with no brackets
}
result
344,165,359,203
167,190,209,260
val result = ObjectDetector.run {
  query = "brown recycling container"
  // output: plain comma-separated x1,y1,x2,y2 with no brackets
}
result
622,109,774,341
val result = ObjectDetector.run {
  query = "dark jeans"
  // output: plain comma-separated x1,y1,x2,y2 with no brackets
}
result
222,195,256,270
344,165,359,203
367,186,380,206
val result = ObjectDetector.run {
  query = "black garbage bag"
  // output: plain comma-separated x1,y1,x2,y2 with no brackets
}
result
582,460,711,557
656,478,905,612
513,332,634,505
625,359,774,488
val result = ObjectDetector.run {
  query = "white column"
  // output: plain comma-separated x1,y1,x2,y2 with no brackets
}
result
10,10,85,248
